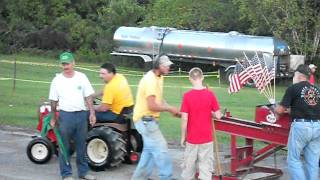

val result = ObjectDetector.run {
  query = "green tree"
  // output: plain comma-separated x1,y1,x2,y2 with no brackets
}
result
142,0,246,32
234,0,320,59
96,0,145,52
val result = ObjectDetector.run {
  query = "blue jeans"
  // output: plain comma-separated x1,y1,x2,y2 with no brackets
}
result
95,111,118,122
132,119,173,180
58,111,89,178
287,120,320,180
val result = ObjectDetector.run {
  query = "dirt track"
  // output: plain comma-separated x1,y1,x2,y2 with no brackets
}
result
0,126,291,180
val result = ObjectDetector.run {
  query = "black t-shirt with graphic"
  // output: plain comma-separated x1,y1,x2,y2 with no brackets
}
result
280,81,320,120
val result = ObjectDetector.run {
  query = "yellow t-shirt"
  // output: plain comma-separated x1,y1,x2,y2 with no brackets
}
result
133,70,163,122
102,74,134,114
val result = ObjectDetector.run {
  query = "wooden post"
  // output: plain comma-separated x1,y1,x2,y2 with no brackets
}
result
212,120,223,180
12,55,17,94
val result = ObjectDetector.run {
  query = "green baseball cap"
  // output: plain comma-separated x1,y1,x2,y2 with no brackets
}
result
59,52,74,64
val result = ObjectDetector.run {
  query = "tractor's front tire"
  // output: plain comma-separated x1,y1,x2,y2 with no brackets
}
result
26,137,54,164
86,126,126,171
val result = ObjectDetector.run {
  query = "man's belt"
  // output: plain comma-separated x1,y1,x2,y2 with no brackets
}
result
293,119,320,122
142,116,158,122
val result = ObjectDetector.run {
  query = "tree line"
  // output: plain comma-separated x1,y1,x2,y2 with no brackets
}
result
0,0,319,63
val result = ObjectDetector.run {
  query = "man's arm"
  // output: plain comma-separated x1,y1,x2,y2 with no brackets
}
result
212,110,222,120
86,95,96,126
275,86,293,116
92,90,103,99
180,112,188,147
147,96,179,116
50,100,58,127
275,105,287,115
95,103,111,112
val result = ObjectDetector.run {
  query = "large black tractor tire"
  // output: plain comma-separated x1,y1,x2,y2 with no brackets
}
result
130,130,143,153
124,129,143,164
26,137,55,164
86,126,126,171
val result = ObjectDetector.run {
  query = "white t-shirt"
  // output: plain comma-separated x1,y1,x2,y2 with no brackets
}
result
49,71,94,112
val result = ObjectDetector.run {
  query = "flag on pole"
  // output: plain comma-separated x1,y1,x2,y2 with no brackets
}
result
228,63,243,94
249,54,263,76
267,67,276,83
256,56,269,91
238,61,252,85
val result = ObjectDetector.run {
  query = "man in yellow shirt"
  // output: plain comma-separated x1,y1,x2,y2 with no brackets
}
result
94,63,134,123
132,55,180,180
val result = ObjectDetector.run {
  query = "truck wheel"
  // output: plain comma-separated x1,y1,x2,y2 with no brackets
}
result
245,79,256,88
86,126,126,171
225,68,234,83
26,137,54,164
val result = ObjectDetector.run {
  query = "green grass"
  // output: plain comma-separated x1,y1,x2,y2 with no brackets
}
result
0,54,287,142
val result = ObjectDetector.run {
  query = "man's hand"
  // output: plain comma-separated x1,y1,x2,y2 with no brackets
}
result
180,136,186,148
50,117,57,128
168,106,180,117
89,112,96,126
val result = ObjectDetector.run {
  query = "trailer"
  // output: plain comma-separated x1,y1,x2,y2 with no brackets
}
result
111,26,304,81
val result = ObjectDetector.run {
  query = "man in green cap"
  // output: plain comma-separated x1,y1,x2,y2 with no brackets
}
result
49,52,96,180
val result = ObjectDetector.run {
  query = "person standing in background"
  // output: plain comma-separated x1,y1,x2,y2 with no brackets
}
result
309,64,317,85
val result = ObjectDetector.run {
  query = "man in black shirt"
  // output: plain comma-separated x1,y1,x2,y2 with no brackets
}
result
275,64,320,180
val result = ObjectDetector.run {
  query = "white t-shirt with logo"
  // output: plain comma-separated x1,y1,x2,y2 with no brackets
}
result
49,71,94,112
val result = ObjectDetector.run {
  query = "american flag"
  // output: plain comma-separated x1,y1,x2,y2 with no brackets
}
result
249,54,263,76
256,57,269,91
267,67,276,83
238,61,252,84
228,63,243,94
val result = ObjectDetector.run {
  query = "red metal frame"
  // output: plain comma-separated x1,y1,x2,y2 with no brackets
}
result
37,108,58,143
211,105,290,179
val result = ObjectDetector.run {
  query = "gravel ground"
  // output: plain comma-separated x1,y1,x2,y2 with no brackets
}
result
0,125,291,180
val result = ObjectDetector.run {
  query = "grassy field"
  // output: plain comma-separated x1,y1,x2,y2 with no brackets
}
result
0,53,287,142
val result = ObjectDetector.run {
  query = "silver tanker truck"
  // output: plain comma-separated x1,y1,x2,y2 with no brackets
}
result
111,26,304,82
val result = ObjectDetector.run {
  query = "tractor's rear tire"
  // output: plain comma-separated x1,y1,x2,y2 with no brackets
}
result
26,137,54,164
124,130,143,164
86,126,126,171
130,130,143,153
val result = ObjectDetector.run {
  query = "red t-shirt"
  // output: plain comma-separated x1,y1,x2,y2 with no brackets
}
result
180,88,220,144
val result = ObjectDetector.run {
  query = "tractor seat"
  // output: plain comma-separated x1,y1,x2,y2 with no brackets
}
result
93,106,134,131
116,106,133,123
96,106,133,124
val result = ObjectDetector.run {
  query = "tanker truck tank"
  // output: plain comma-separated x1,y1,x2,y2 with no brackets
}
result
111,26,295,81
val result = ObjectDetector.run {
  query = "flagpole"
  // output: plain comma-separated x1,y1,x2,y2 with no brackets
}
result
261,55,273,101
261,53,275,101
273,57,276,103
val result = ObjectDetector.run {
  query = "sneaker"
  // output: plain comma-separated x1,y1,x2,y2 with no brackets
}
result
62,176,74,180
79,174,96,180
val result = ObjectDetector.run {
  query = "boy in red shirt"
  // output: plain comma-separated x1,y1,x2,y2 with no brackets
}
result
180,67,222,180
